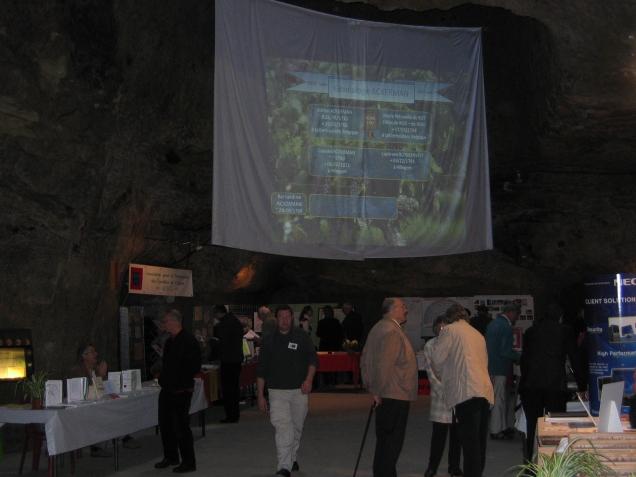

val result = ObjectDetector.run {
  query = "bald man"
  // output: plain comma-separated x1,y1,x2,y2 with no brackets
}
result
361,298,418,477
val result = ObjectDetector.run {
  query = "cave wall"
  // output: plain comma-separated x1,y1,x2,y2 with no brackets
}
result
0,0,635,377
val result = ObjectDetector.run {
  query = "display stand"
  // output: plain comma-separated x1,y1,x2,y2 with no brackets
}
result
537,417,636,475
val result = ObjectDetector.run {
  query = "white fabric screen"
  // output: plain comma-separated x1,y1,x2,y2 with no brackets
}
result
213,0,492,260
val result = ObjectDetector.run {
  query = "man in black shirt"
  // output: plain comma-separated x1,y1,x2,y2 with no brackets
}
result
316,305,344,351
214,304,244,423
519,303,586,461
470,305,492,336
257,305,317,477
154,309,201,474
341,302,364,344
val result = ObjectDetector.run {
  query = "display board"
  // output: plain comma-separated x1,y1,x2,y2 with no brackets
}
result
585,274,636,414
213,0,492,259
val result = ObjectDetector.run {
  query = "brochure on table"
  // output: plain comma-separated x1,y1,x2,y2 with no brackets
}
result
66,377,87,402
121,369,142,393
45,380,63,406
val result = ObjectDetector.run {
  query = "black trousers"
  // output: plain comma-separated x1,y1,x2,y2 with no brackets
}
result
220,362,242,421
373,398,410,477
158,389,195,466
521,389,565,460
454,397,490,477
427,421,461,473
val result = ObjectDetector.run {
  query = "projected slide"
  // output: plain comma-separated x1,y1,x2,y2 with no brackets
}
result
213,0,492,259
266,59,464,247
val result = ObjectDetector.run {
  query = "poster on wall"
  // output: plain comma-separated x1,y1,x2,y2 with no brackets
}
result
473,294,534,321
399,296,473,350
584,274,636,415
474,294,534,351
397,294,534,351
128,263,193,297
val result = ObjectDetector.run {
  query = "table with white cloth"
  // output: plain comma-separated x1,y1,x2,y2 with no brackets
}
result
0,378,208,476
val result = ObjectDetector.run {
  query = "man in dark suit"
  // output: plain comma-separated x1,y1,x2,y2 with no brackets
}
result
214,304,245,423
155,309,201,474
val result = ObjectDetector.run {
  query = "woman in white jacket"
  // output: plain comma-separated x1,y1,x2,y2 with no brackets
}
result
423,316,462,477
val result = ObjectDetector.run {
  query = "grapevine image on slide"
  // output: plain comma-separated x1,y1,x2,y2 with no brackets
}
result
265,58,469,248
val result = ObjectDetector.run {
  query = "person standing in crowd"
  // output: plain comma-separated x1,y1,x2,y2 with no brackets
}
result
257,305,317,477
486,302,521,440
316,305,344,351
342,302,364,344
470,305,492,336
214,304,244,424
423,316,462,477
298,305,313,334
432,304,493,477
520,303,586,461
154,309,201,474
259,305,277,338
361,298,418,477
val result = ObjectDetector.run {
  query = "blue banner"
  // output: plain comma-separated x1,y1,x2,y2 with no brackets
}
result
308,194,397,219
584,273,636,414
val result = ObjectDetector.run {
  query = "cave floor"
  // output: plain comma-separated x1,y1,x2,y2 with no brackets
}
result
0,390,523,476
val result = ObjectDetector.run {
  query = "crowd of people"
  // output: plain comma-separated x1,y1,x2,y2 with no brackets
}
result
71,298,585,476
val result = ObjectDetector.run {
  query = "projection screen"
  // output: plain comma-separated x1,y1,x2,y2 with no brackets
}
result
213,0,492,260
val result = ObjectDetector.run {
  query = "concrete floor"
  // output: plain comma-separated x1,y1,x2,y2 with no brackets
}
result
0,391,524,477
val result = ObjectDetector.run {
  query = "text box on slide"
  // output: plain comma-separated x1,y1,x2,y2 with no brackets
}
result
310,147,431,181
310,105,364,140
310,147,363,177
271,192,306,215
308,194,397,219
310,105,428,144
365,149,432,180
376,110,428,143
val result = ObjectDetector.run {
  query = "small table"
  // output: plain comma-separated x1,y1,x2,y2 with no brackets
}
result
0,378,208,476
317,352,361,386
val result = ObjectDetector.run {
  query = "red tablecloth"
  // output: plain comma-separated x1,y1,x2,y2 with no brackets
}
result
317,352,361,385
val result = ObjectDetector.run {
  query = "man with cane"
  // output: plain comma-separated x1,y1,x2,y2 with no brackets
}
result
360,298,418,477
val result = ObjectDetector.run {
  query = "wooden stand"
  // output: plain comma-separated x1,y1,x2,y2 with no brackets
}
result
537,417,636,475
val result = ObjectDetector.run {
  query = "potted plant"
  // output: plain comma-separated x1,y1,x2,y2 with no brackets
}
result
511,438,616,477
16,371,48,409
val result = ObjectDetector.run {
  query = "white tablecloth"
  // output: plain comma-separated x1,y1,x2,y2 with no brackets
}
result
0,378,207,455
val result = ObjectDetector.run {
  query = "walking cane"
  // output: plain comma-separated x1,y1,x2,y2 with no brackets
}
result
353,403,375,477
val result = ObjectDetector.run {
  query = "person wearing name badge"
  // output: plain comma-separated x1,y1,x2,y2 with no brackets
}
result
155,309,202,474
257,305,317,477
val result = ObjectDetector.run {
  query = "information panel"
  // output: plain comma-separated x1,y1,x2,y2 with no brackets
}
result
584,274,636,414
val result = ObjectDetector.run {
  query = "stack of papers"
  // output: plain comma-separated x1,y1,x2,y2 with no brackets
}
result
546,411,589,421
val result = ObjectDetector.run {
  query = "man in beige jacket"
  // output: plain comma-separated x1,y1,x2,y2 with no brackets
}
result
361,298,418,477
